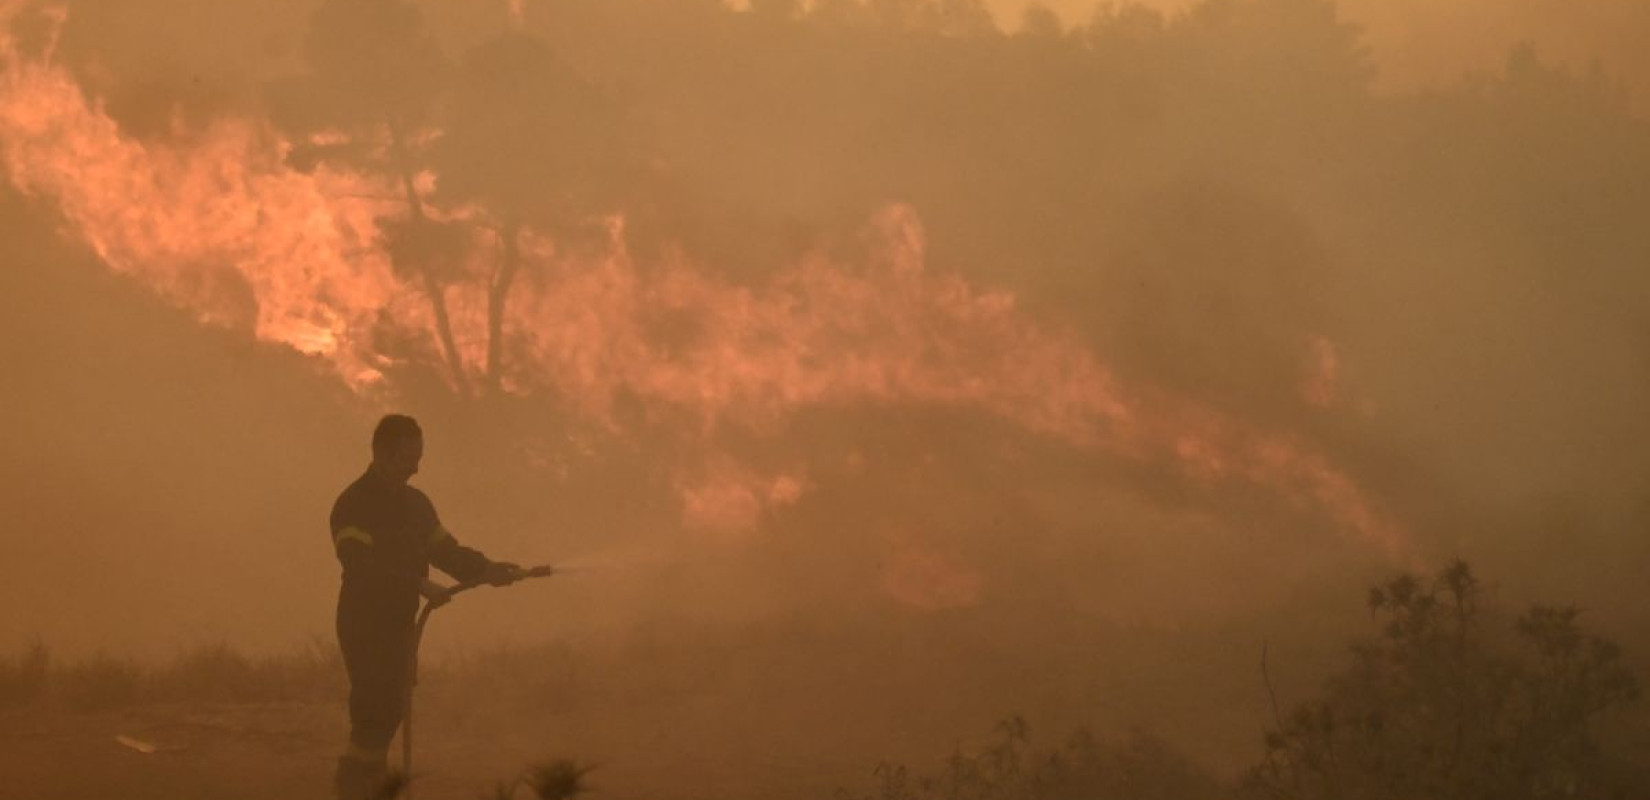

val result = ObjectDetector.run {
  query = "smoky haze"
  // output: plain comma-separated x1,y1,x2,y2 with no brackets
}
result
1007,0,1650,109
1,0,1648,790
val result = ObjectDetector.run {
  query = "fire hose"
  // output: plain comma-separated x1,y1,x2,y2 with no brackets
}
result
401,564,556,798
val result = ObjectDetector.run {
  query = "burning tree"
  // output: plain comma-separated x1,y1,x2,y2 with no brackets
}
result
267,0,469,392
0,0,1419,568
432,29,631,392
1246,561,1643,800
268,0,633,396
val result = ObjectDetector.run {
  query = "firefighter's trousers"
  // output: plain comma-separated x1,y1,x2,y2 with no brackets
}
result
336,601,414,754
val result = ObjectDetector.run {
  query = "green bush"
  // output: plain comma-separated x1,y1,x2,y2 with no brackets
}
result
1245,560,1643,800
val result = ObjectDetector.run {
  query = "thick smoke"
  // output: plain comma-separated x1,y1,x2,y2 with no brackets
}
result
2,0,1648,781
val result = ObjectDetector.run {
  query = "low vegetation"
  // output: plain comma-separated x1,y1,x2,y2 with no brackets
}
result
1242,560,1645,799
0,638,342,711
2,561,1643,799
841,716,1223,800
838,560,1645,800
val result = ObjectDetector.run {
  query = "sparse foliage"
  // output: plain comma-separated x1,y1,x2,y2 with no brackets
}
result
842,715,1223,800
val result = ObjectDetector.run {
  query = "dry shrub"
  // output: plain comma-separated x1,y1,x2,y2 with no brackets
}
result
844,716,1223,800
57,652,145,711
0,639,50,708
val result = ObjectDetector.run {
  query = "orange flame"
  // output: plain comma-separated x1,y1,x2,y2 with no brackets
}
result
881,537,984,611
1300,333,1340,408
503,207,1133,441
677,458,807,541
0,31,413,387
0,10,1406,577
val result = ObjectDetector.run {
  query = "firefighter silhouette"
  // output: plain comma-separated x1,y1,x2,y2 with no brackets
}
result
329,414,523,800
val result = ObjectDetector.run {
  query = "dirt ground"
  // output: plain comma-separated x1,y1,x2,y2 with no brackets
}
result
0,699,878,800
0,619,1286,799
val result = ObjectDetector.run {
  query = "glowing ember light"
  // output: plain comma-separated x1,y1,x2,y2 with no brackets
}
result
768,474,805,506
504,207,1134,444
0,7,1406,569
676,460,807,540
0,24,416,389
880,539,984,611
1301,333,1340,408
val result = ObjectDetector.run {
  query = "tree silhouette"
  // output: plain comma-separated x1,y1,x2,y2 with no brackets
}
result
267,0,470,393
1247,560,1641,800
433,30,630,391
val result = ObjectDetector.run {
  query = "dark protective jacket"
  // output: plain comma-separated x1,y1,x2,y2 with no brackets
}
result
329,468,494,758
329,469,490,621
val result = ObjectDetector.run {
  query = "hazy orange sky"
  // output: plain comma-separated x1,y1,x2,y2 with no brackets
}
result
992,0,1649,100
1,0,1645,645
2,0,1649,782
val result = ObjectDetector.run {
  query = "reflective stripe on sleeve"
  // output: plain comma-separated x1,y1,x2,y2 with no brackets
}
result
333,526,374,549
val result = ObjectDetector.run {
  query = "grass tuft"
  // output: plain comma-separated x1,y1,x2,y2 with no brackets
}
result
0,639,49,708
0,638,344,709
521,759,595,800
843,716,1223,800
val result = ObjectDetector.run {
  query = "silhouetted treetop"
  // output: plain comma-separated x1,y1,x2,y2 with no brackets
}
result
1248,560,1643,800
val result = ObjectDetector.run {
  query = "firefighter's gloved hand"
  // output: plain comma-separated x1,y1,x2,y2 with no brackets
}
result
483,561,524,586
419,578,453,608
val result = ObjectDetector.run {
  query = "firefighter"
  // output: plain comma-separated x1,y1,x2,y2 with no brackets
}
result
329,414,524,800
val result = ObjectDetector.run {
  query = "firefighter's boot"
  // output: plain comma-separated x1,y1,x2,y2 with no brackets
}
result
333,745,390,800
